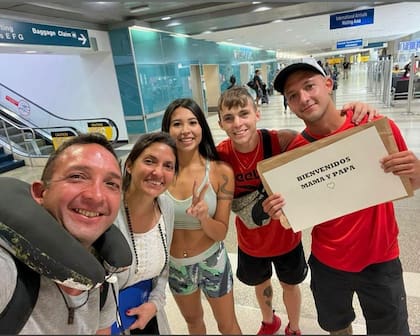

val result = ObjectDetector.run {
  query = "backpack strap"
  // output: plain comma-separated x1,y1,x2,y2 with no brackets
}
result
0,257,40,334
257,129,272,193
301,129,317,143
260,129,272,159
99,281,109,311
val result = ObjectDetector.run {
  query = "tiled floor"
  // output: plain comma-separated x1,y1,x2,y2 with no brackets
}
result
2,63,420,334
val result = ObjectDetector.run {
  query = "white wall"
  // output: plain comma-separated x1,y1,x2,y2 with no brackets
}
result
0,29,128,141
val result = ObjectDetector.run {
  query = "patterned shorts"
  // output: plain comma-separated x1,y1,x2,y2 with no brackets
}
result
169,242,233,298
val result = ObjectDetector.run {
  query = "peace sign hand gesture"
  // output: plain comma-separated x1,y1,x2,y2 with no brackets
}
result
186,180,209,222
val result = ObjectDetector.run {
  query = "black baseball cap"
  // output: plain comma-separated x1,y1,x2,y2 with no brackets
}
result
274,58,327,94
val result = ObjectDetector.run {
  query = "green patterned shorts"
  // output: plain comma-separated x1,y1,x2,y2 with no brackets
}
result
169,242,233,298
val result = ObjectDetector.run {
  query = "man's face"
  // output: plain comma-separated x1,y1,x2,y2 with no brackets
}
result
218,97,260,150
31,144,122,247
283,70,333,124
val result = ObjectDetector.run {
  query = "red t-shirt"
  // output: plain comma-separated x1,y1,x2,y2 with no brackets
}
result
217,129,301,257
287,112,407,271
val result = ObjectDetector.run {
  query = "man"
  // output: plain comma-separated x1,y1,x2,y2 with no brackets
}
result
253,69,264,105
272,58,420,335
0,133,123,334
216,86,377,335
342,59,350,79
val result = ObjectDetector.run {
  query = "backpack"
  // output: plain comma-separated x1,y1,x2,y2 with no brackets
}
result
247,79,257,90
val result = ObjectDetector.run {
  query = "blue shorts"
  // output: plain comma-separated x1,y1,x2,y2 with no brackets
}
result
169,242,233,298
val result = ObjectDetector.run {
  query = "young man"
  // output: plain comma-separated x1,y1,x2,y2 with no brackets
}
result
0,133,123,334
272,58,420,335
216,86,377,335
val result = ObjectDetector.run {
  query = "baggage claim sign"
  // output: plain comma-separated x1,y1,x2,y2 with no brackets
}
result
0,19,90,48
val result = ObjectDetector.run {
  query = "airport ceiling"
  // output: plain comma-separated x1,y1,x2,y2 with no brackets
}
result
0,1,419,57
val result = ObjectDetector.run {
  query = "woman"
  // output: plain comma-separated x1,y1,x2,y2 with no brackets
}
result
161,98,242,335
113,132,178,335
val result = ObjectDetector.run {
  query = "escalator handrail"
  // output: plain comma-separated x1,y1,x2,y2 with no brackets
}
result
0,83,120,142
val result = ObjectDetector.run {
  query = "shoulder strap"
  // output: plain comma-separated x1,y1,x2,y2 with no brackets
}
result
257,129,272,193
99,281,109,311
260,129,272,159
0,258,40,334
301,130,317,143
0,257,110,334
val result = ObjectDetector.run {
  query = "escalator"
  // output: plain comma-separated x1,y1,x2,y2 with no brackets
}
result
0,83,120,168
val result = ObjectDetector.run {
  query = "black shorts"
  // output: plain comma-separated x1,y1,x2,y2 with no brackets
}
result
236,242,308,286
309,254,410,334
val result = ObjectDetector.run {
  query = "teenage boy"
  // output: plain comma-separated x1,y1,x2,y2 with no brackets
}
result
272,58,419,335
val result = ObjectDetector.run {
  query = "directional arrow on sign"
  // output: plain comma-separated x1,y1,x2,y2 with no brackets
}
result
78,33,87,45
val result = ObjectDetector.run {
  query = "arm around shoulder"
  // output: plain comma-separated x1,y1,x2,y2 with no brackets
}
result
276,129,298,152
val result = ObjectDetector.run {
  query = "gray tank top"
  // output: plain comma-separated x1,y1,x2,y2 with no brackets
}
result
166,160,217,230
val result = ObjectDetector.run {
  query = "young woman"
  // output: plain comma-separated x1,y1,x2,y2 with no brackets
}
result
161,98,241,335
113,132,178,335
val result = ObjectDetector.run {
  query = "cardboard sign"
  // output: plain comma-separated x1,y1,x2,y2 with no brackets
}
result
257,118,413,232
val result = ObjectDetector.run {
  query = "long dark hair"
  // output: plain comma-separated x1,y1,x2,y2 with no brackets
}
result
161,98,219,161
122,131,178,192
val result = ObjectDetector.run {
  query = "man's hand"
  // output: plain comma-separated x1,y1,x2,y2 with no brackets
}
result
381,150,420,190
341,102,378,124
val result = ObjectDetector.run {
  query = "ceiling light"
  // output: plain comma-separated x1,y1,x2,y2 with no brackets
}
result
252,2,261,4
129,5,150,13
254,6,271,12
167,22,181,27
161,16,171,21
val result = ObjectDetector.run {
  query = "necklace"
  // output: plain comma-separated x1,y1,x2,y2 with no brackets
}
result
55,283,90,325
124,200,168,274
231,133,261,171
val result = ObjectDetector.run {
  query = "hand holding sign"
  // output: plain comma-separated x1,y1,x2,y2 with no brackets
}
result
261,193,290,229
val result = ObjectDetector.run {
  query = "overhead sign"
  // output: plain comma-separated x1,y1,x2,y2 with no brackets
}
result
0,19,90,48
399,39,420,51
330,8,374,29
336,38,363,49
366,41,387,48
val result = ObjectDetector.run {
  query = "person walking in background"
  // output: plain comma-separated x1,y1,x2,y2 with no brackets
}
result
113,132,178,335
253,69,264,106
273,57,420,335
227,74,237,89
283,95,289,113
342,59,350,79
161,98,241,335
216,86,379,335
